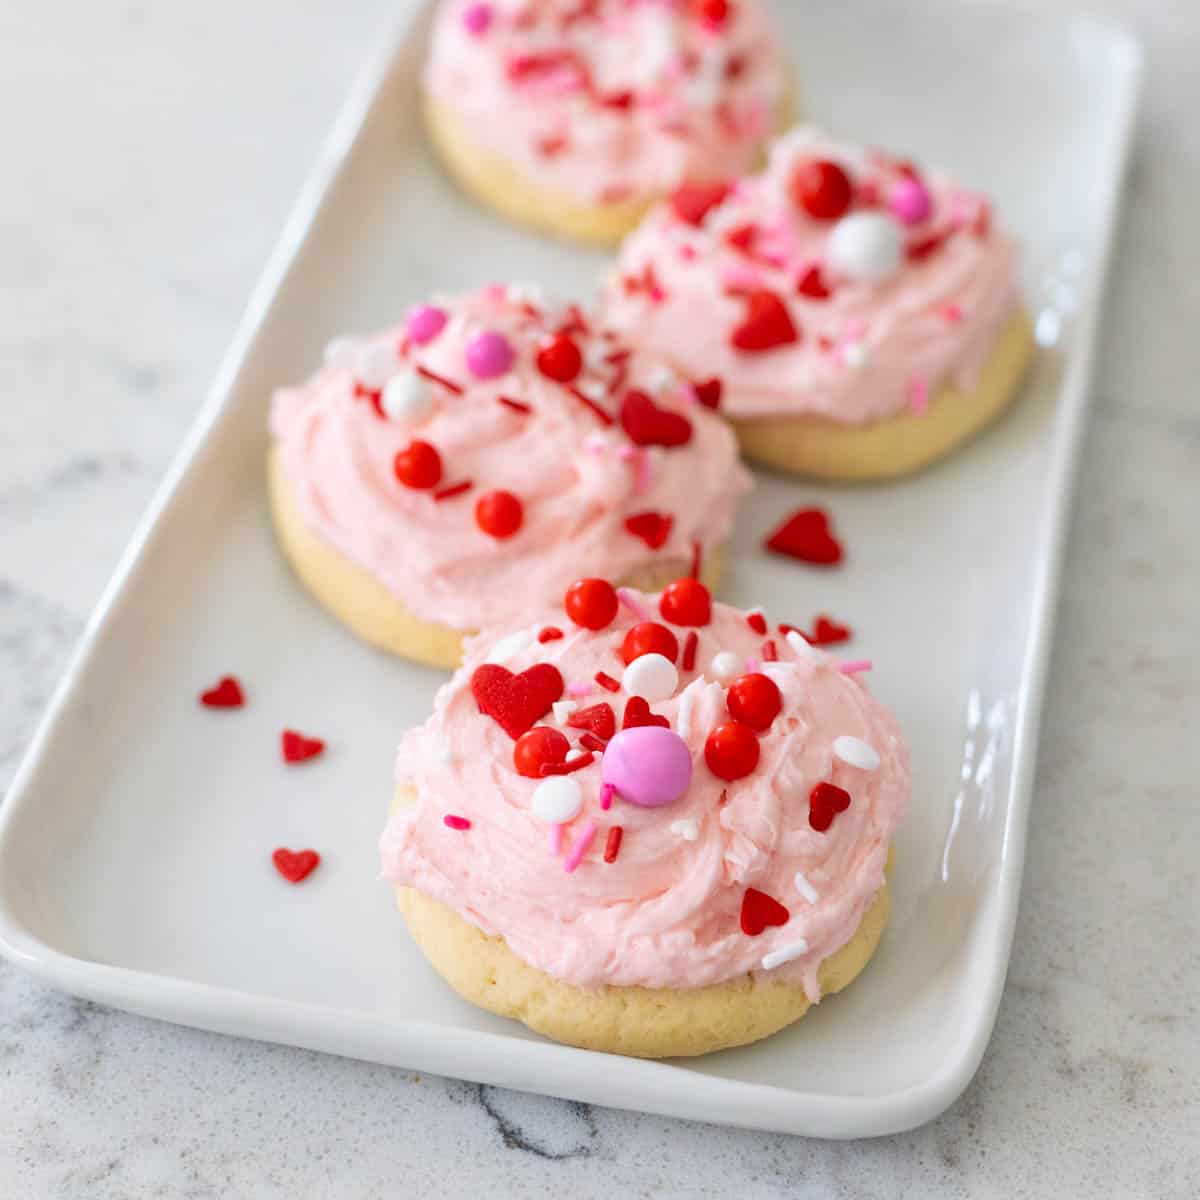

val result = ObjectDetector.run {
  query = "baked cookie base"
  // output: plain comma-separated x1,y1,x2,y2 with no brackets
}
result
733,308,1036,481
393,787,888,1058
267,448,723,670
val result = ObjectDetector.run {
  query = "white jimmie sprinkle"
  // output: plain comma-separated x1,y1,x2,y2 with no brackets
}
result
833,735,881,771
793,871,818,904
786,630,817,659
675,691,695,740
761,939,810,971
670,818,699,841
552,700,578,725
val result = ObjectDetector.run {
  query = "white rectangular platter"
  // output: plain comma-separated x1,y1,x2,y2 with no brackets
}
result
0,0,1140,1138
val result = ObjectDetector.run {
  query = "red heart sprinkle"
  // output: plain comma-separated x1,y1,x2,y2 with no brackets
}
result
281,729,325,764
200,676,244,708
670,180,730,226
624,511,674,549
620,389,693,448
730,291,800,353
764,507,843,566
809,781,852,833
622,696,671,730
567,702,617,741
808,615,852,646
272,848,320,883
796,265,832,300
470,663,565,740
692,377,723,409
740,887,790,936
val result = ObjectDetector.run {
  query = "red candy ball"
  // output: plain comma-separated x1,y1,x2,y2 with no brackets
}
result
565,578,619,630
475,490,523,539
659,578,712,627
393,440,442,490
791,159,853,221
696,0,729,26
726,673,782,732
535,334,583,383
513,726,569,779
704,721,760,781
621,622,679,665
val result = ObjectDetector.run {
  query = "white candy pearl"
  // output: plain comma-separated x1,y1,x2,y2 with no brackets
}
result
356,342,399,389
381,369,431,423
710,651,741,684
826,213,903,283
323,336,357,369
833,735,881,771
843,342,871,369
623,653,678,703
532,777,583,824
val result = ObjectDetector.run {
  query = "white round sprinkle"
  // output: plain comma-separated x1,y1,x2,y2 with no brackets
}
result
323,336,357,369
380,369,431,423
843,341,871,369
785,630,817,660
761,939,810,971
355,342,399,389
710,651,741,684
485,630,532,664
531,777,583,824
552,700,577,725
623,653,678,703
646,363,680,393
826,213,903,283
670,818,699,841
833,735,881,771
793,871,818,904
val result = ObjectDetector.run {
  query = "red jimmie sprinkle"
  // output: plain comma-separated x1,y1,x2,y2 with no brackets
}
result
415,365,464,395
281,729,324,764
762,639,778,662
539,751,595,777
567,386,614,426
682,631,699,672
595,671,621,692
688,539,703,580
443,814,472,831
537,626,564,643
200,675,244,708
498,395,532,414
746,610,768,635
603,826,623,863
578,732,607,753
433,480,473,501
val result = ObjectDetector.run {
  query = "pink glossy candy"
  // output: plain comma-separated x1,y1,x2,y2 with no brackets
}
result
462,3,493,35
601,727,692,809
888,178,933,226
406,305,448,345
465,330,515,379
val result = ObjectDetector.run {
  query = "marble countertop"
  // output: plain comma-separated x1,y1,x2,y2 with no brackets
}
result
1,1,1197,1195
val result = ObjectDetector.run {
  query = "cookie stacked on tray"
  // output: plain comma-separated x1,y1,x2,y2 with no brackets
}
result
266,0,1033,1058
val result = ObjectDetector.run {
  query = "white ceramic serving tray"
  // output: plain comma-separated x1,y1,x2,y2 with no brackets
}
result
0,0,1139,1138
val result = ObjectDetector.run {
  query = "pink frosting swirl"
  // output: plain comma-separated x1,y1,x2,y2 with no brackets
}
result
270,286,750,631
380,591,908,996
423,0,786,204
600,126,1022,421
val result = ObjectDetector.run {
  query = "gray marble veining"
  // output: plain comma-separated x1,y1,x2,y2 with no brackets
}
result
1,1,1197,1195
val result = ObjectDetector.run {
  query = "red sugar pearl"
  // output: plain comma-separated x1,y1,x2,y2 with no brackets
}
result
696,0,729,26
475,490,523,539
726,673,782,732
565,578,619,630
659,577,712,627
791,159,853,221
705,721,760,781
621,622,679,666
394,440,442,490
535,333,583,383
513,726,569,779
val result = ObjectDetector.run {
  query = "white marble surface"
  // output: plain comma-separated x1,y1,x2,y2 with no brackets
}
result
1,0,1197,1194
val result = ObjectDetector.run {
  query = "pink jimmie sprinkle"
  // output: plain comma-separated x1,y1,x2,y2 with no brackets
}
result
721,264,764,292
908,376,930,415
599,782,615,811
617,587,652,622
941,303,964,324
563,820,598,874
443,814,471,831
839,659,874,675
567,680,595,698
548,823,563,856
634,449,654,495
